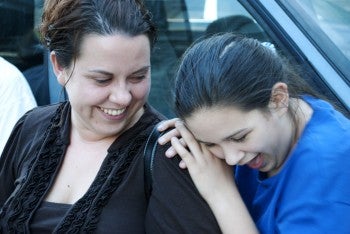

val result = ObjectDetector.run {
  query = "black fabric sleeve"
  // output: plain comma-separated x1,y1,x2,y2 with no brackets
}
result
0,105,53,208
0,111,31,207
145,143,222,234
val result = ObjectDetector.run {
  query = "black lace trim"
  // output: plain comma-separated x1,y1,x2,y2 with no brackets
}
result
56,132,148,233
1,102,157,233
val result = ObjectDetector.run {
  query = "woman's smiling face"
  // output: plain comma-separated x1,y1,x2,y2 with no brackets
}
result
184,105,294,175
52,33,151,140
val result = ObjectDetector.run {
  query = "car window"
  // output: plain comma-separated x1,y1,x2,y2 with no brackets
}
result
277,0,350,83
0,0,41,71
148,0,273,117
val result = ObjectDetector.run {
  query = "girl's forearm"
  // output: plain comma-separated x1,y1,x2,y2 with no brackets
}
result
206,185,259,234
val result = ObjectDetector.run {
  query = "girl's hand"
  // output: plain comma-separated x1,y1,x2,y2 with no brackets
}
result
157,118,187,159
166,122,258,234
170,121,235,201
157,118,180,145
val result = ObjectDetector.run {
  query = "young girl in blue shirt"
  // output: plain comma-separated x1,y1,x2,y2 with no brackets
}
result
158,33,350,234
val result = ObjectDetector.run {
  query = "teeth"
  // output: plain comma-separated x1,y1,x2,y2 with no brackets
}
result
100,107,125,116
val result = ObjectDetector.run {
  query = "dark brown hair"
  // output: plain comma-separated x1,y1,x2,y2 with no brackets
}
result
174,33,320,118
40,0,156,68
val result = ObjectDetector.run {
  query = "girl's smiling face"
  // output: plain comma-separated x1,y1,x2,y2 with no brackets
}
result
51,33,151,140
184,104,295,176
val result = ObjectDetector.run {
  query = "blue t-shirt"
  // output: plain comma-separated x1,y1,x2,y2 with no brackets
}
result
235,97,350,233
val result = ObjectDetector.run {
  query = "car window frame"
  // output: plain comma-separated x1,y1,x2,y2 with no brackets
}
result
276,0,350,84
239,0,350,115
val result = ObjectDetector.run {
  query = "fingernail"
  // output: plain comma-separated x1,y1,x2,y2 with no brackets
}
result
165,148,175,157
165,150,172,158
158,137,164,145
179,160,187,169
157,124,164,131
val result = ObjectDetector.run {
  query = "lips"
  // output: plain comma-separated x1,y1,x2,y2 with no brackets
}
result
100,107,126,116
247,153,264,169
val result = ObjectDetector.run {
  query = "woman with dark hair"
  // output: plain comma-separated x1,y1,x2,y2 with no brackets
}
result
0,0,221,233
158,33,350,233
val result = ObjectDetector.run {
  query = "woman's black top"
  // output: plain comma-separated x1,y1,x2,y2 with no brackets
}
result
0,102,221,233
30,201,71,233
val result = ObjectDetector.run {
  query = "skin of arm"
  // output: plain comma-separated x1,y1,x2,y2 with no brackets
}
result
158,119,259,234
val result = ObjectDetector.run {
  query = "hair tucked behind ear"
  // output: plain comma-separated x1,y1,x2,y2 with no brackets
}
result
174,33,320,119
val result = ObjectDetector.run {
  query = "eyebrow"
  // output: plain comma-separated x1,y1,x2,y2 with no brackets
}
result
131,66,151,75
88,65,150,76
197,128,249,145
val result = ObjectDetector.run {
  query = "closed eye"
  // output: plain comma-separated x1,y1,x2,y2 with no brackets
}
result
128,66,150,83
230,134,247,143
95,78,111,84
204,142,216,147
198,140,216,148
128,75,147,83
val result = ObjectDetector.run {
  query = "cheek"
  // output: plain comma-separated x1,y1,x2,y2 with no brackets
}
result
65,81,108,107
208,146,225,159
66,82,99,100
131,80,151,100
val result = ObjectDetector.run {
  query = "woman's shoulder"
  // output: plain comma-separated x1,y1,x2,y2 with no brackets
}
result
144,103,167,122
27,102,65,118
11,102,69,143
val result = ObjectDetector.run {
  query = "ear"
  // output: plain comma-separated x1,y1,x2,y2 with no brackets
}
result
268,82,289,111
50,51,66,86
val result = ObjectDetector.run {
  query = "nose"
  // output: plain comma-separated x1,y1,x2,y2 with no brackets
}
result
109,81,132,105
208,144,244,165
221,145,245,166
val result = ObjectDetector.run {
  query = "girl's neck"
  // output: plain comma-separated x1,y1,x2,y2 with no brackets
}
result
293,98,313,142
